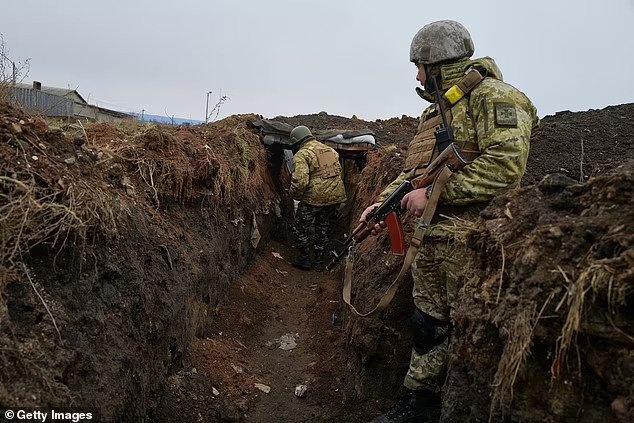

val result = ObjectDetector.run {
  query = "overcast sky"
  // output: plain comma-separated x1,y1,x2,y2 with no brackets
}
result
2,0,633,121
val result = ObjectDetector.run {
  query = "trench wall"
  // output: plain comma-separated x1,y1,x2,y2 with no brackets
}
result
0,107,285,420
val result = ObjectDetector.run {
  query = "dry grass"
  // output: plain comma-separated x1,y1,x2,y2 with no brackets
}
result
489,308,534,420
551,262,626,379
0,176,85,266
0,174,122,262
0,165,123,331
0,173,96,357
438,214,483,244
95,118,271,207
487,250,632,418
489,293,553,420
0,114,270,289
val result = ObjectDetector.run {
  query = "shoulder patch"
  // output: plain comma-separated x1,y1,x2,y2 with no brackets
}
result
494,102,517,127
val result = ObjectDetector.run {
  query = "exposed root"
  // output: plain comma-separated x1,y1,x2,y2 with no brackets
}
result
20,261,62,341
137,160,160,208
0,176,86,265
496,244,506,304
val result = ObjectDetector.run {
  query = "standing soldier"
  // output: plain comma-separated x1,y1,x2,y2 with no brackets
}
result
363,20,539,422
289,126,346,271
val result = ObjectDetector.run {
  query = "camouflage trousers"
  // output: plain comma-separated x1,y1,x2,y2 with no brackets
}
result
403,238,466,393
293,202,338,257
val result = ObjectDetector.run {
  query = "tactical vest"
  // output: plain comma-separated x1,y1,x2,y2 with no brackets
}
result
310,142,341,179
404,69,484,178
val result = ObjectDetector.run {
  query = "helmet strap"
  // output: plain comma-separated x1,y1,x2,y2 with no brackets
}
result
424,65,442,94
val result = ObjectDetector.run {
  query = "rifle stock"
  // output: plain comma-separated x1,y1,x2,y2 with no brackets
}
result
411,143,469,189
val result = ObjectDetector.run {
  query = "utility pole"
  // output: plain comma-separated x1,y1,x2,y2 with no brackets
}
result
205,91,212,124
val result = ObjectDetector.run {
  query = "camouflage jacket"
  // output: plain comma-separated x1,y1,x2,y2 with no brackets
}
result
290,138,347,206
377,57,538,234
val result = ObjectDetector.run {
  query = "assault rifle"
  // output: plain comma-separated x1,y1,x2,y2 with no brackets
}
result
326,75,464,272
325,142,469,271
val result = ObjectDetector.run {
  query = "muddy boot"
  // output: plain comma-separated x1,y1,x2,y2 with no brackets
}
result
292,250,311,271
370,389,440,423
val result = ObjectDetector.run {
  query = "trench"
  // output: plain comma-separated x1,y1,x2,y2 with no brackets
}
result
145,146,381,422
2,104,633,423
0,107,383,423
152,241,367,422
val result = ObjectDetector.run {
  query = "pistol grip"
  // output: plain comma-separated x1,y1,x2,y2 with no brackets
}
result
385,212,405,256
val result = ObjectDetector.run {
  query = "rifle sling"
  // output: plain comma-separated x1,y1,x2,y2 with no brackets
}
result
343,166,454,317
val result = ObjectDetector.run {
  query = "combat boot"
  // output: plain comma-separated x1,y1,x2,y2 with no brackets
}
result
292,251,311,271
370,389,440,423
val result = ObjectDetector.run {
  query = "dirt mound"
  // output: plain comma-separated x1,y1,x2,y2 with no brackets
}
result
88,115,275,206
273,103,634,187
0,103,282,420
524,104,634,185
444,168,633,422
272,112,418,147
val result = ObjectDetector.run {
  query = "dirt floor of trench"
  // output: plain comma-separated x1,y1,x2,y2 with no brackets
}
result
154,241,377,423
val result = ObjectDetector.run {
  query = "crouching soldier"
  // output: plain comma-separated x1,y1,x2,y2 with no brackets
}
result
288,126,346,271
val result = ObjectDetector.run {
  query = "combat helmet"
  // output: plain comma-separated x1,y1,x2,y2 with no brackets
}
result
410,20,474,65
289,126,314,145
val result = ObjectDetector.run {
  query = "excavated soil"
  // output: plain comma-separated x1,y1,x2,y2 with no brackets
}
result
1,100,633,423
152,242,377,422
524,104,634,185
272,112,419,148
442,167,633,423
0,103,283,420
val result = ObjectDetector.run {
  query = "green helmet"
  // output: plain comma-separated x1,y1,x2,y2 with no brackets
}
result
410,20,474,65
289,125,314,144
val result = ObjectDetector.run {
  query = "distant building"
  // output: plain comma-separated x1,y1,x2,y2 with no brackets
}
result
128,111,203,126
11,81,131,124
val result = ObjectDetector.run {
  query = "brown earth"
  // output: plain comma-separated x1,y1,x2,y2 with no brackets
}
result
1,100,633,423
152,242,379,422
0,103,283,420
524,104,634,185
272,112,419,148
442,166,633,423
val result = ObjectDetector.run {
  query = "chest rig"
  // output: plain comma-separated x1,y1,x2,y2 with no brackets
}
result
404,68,485,178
